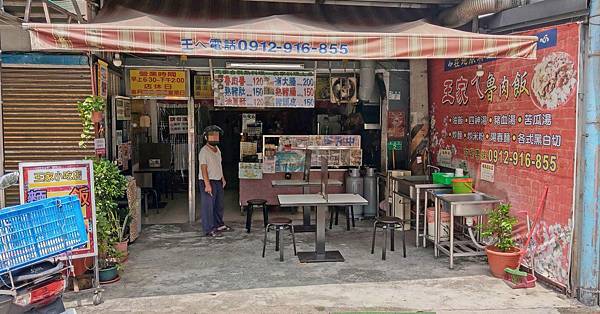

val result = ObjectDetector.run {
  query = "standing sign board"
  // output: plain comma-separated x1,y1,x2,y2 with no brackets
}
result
428,23,579,286
19,160,97,258
213,69,315,108
128,69,187,98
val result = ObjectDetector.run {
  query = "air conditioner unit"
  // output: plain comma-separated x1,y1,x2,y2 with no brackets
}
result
330,77,357,104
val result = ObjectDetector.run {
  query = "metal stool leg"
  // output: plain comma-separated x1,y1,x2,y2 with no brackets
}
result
391,225,395,251
351,206,355,228
382,226,388,260
275,228,280,252
262,225,270,258
290,225,297,256
371,221,377,254
402,223,407,258
279,226,284,262
345,206,351,231
329,209,334,229
245,205,254,233
262,205,269,228
143,193,149,217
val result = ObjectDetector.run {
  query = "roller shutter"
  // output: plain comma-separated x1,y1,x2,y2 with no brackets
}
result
1,65,94,205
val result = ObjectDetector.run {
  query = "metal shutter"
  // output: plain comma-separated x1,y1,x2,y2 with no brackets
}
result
1,65,94,205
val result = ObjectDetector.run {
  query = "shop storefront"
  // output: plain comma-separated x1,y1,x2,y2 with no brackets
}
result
36,0,600,297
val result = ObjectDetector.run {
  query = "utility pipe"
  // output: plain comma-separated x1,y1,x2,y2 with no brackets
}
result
438,0,526,28
577,0,600,306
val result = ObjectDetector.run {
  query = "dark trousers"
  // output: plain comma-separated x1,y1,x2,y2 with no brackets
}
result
199,180,224,234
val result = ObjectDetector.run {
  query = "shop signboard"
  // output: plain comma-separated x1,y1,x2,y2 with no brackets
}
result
129,69,187,98
212,69,315,108
194,75,213,99
97,59,108,100
168,115,188,134
18,160,97,258
428,23,579,286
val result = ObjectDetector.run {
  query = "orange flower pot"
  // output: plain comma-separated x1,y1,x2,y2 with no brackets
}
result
485,245,522,278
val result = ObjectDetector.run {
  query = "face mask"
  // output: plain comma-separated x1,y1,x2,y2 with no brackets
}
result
208,141,219,146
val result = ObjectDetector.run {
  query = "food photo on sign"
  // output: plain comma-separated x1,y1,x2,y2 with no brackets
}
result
428,23,579,287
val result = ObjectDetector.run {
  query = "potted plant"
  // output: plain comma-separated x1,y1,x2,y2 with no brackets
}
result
77,96,105,148
97,209,122,283
480,203,522,278
109,208,131,262
92,158,128,281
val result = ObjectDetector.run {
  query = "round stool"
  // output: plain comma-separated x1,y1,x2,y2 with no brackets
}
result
246,199,268,233
262,217,297,262
371,216,407,260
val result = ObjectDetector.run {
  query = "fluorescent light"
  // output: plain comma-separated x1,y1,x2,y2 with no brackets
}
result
226,62,305,70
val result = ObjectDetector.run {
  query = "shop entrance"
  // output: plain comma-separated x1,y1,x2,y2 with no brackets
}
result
133,99,200,225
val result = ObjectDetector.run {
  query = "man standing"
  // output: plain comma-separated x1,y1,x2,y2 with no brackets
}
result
199,125,231,237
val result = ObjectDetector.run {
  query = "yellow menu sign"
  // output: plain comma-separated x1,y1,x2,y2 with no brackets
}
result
194,75,213,99
129,69,187,97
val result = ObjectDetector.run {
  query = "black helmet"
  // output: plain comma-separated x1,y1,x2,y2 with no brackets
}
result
202,125,224,140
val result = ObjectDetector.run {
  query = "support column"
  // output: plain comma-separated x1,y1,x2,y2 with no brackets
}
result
409,60,429,175
577,0,600,305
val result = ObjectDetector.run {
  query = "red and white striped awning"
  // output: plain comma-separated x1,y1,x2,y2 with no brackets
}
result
23,0,537,60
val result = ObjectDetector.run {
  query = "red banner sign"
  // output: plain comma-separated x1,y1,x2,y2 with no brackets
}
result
429,23,580,286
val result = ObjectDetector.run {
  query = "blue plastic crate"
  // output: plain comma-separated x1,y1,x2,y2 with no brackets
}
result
0,196,88,274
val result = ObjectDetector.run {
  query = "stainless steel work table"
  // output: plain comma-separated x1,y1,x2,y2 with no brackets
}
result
277,193,367,263
272,179,343,233
433,192,502,269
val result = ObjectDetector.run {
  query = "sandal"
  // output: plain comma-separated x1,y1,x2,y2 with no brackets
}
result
216,225,233,232
206,231,223,238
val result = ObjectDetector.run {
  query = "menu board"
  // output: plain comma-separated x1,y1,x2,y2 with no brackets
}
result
213,69,315,108
428,23,579,286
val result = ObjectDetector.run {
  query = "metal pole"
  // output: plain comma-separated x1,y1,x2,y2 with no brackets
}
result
188,95,196,224
577,1,600,306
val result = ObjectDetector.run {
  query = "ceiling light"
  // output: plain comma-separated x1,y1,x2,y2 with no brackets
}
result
113,53,122,67
226,62,305,70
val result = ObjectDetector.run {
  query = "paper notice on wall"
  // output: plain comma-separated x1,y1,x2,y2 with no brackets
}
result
240,142,258,158
239,163,263,179
480,163,495,182
437,149,453,167
262,157,275,174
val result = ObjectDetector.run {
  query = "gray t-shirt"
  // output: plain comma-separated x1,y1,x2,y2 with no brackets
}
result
198,145,223,180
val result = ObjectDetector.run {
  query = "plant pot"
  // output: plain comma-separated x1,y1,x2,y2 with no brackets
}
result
114,240,129,263
72,257,94,277
92,111,103,123
99,266,118,283
485,245,522,278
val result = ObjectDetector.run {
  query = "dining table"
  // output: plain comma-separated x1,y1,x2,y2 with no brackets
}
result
272,179,343,233
277,193,368,263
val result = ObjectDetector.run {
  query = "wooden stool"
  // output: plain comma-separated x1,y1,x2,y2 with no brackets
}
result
262,217,297,262
371,216,407,260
